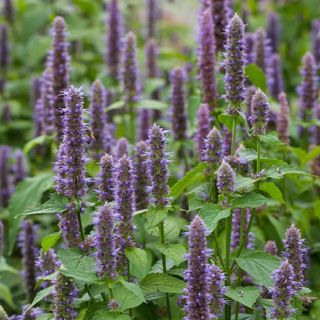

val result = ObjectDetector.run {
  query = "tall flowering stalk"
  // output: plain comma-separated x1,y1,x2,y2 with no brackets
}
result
266,12,280,54
196,104,210,161
204,128,224,174
264,240,278,256
106,0,122,79
135,141,150,209
283,224,308,291
37,249,59,289
3,0,14,24
116,137,129,159
94,203,116,280
138,109,151,141
13,150,27,185
30,77,41,109
0,146,11,208
312,20,320,68
271,260,295,319
183,215,212,320
145,0,160,39
170,67,187,141
19,220,37,303
97,153,115,203
277,92,290,144
254,28,268,72
216,160,236,196
198,8,217,111
115,155,135,272
51,17,70,142
89,79,108,156
53,273,78,320
34,96,45,138
267,53,284,100
0,24,9,94
244,33,255,65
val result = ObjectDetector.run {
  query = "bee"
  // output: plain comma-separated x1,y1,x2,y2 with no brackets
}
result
86,128,95,144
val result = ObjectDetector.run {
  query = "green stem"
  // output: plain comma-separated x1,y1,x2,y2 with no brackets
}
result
231,116,237,157
128,101,136,144
127,262,133,317
159,221,172,320
213,232,224,269
256,137,261,173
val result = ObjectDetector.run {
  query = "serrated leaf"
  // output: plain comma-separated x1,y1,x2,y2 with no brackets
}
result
0,257,19,275
169,163,207,198
218,113,234,130
301,146,320,166
265,164,311,180
125,247,151,279
23,135,52,154
42,232,61,253
225,286,260,308
156,244,187,265
236,175,256,192
245,64,267,91
141,273,185,294
25,286,55,311
236,250,280,287
259,182,284,203
259,131,284,147
199,204,231,233
145,206,168,230
231,192,267,208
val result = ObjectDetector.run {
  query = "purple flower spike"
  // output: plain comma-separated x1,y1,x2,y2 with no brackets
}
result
277,92,289,144
13,150,27,185
146,0,160,39
30,77,41,109
184,215,211,320
37,249,59,289
11,306,43,320
55,86,87,199
204,128,224,173
225,14,245,114
3,0,14,24
121,31,140,105
0,24,9,74
34,97,44,138
0,220,4,256
208,264,226,318
97,153,115,202
146,39,159,79
264,240,278,256
51,16,70,142
170,67,188,141
283,224,308,291
271,260,295,319
2,103,11,123
19,220,37,303
312,20,320,67
135,141,150,209
139,109,151,141
196,104,211,161
244,33,255,65
266,12,281,54
58,203,81,249
106,0,122,79
89,79,108,155
312,104,320,175
53,273,78,320
198,8,217,111
0,145,11,208
41,67,55,135
94,203,116,279
116,137,129,160
254,28,268,72
216,160,236,195
250,89,270,136
267,53,284,100
147,124,169,208
115,155,135,271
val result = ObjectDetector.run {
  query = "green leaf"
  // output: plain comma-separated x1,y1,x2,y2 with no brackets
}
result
141,273,185,294
231,192,267,209
156,244,187,265
218,113,234,131
235,175,256,193
37,314,54,320
106,100,125,111
113,280,146,311
58,248,98,283
0,257,19,275
125,247,151,279
301,146,320,166
137,99,168,111
169,163,207,198
0,283,15,309
245,64,267,91
7,173,54,254
86,159,100,177
25,286,55,311
42,232,61,253
265,164,311,180
259,182,284,203
144,78,165,95
145,206,168,230
148,217,181,241
23,135,52,154
225,286,260,308
199,204,231,233
16,193,68,218
259,131,284,147
236,250,281,287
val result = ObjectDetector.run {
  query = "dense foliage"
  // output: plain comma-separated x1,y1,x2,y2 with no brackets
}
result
0,0,320,319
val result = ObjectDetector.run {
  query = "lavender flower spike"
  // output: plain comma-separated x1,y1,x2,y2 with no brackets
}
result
53,273,78,320
277,92,289,144
51,16,70,142
94,203,116,279
204,127,224,173
19,220,37,303
196,103,210,161
116,137,129,159
244,33,255,65
147,124,169,208
146,0,160,39
283,224,308,291
106,0,122,79
97,153,115,202
55,86,87,199
170,67,187,141
0,146,11,208
3,0,15,24
37,249,59,289
254,28,268,72
198,8,217,111
0,220,4,256
121,31,140,105
250,89,270,136
267,12,281,54
184,215,211,320
216,160,236,195
139,109,151,141
146,39,159,79
264,240,278,256
225,14,245,114
89,79,108,155
312,20,320,67
13,150,27,185
115,155,136,271
271,260,295,319
267,53,284,100
0,24,9,74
